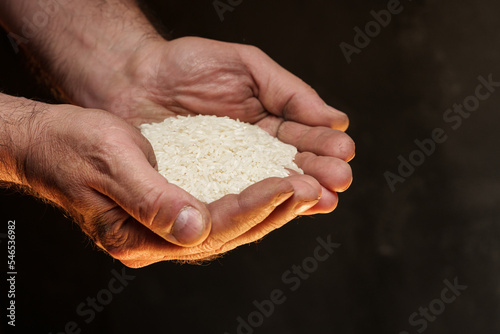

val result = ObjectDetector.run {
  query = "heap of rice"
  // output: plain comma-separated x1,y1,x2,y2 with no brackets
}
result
139,115,303,203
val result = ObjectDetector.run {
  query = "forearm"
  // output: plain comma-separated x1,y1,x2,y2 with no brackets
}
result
0,0,162,110
0,93,45,186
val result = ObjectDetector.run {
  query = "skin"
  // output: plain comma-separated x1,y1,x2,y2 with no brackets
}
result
0,0,355,267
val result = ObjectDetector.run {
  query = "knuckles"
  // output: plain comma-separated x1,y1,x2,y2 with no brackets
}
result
85,210,138,262
136,186,176,231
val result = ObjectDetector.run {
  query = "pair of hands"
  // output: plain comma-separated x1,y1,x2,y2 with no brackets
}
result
24,37,354,267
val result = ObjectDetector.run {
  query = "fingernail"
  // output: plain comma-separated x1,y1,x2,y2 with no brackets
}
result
171,207,205,245
294,200,319,215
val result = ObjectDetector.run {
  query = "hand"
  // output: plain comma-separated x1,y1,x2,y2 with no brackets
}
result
82,37,355,212
9,101,323,266
16,103,214,262
69,37,355,265
1,0,354,265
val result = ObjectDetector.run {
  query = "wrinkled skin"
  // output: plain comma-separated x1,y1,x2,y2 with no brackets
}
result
20,37,354,267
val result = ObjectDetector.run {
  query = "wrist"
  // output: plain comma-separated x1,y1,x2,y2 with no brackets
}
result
0,94,49,186
0,0,164,116
77,36,168,119
63,30,165,113
48,4,164,114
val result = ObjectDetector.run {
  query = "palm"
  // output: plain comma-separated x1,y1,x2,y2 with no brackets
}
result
124,37,274,131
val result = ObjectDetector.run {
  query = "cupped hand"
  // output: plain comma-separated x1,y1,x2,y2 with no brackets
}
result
62,37,355,265
21,103,329,266
85,36,355,214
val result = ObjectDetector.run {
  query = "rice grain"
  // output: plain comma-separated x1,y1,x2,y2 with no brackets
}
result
140,115,302,203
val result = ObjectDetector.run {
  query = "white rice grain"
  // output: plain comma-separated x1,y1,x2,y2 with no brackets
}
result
139,115,302,203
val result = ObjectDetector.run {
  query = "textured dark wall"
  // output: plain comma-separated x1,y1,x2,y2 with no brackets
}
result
1,0,500,333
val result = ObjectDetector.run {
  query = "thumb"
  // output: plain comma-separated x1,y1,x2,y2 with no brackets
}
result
94,141,211,247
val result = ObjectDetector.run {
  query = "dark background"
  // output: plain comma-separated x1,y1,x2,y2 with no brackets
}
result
1,0,500,333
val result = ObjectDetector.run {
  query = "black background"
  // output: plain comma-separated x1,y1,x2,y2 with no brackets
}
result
1,0,500,333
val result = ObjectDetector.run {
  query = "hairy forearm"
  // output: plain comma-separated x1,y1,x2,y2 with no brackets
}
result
0,0,162,109
0,93,45,185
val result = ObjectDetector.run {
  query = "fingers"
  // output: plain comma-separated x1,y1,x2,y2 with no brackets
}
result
285,170,340,215
278,121,355,162
206,177,295,238
300,187,338,215
87,194,213,266
294,152,353,192
238,45,349,131
92,177,296,265
169,174,321,261
87,204,191,267
218,175,321,252
92,175,324,266
88,128,211,248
